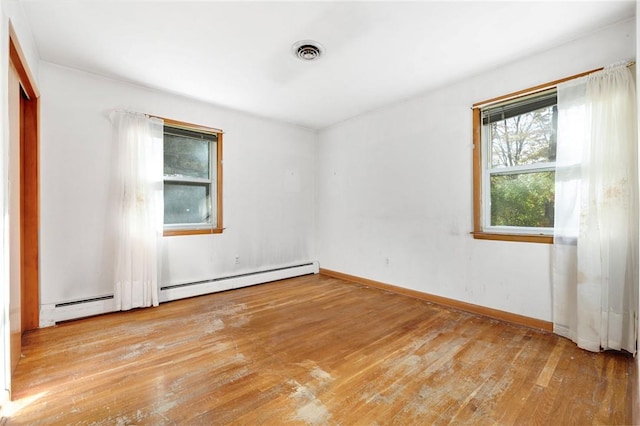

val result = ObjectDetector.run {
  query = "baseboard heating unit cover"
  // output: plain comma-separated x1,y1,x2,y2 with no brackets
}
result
159,261,319,302
39,261,319,327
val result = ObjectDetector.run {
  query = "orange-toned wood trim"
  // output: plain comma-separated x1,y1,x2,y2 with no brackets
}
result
20,93,39,331
470,69,601,244
472,67,603,108
472,107,482,234
632,357,640,426
8,24,38,99
161,118,224,235
471,232,553,244
216,132,223,232
10,25,40,331
163,228,224,237
472,112,553,244
319,268,553,332
159,117,223,135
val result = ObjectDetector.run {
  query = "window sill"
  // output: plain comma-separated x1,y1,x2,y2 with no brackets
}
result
163,228,224,237
471,231,553,244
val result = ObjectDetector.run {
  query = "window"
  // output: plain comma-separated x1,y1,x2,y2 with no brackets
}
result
472,89,557,243
162,119,223,236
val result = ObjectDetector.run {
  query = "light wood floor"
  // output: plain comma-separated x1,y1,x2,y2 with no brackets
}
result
3,274,633,425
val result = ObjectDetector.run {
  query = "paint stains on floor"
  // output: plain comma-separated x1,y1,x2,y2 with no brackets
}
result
4,275,633,425
287,361,335,425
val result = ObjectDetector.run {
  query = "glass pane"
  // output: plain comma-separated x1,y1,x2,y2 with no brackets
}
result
164,132,211,179
488,105,556,168
490,171,555,228
164,182,210,224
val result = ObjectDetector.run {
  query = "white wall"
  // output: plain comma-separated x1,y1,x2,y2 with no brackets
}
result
316,18,636,322
8,0,638,327
39,62,316,306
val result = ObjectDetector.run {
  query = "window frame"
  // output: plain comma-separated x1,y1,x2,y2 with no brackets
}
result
471,68,601,244
161,117,224,237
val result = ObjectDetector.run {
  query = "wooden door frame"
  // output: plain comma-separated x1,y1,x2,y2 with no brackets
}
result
9,23,39,331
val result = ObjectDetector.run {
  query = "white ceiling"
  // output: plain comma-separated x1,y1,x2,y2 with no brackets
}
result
19,1,636,130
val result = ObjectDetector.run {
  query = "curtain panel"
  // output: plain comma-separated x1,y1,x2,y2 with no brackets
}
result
553,64,638,353
110,111,164,311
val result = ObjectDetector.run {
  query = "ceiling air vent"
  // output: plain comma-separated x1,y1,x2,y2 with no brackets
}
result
292,40,324,61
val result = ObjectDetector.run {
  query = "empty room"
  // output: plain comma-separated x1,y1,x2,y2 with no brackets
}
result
1,0,639,424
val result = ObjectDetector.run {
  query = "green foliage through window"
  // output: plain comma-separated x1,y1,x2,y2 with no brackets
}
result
482,89,557,231
490,172,554,228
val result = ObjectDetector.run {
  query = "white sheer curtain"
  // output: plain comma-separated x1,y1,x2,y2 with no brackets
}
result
553,63,638,353
110,111,164,311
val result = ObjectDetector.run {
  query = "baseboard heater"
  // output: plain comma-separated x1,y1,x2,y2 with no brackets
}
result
39,261,319,327
159,261,319,303
40,295,116,327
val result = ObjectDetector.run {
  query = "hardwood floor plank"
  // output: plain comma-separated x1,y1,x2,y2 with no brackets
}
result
535,340,564,388
2,274,632,425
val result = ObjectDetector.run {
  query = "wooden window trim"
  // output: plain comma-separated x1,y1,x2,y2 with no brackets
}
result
470,232,553,244
163,228,224,237
161,117,223,135
471,68,603,244
472,68,602,109
159,117,224,237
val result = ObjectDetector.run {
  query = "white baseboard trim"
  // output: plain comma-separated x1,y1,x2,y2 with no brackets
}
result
39,261,319,327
